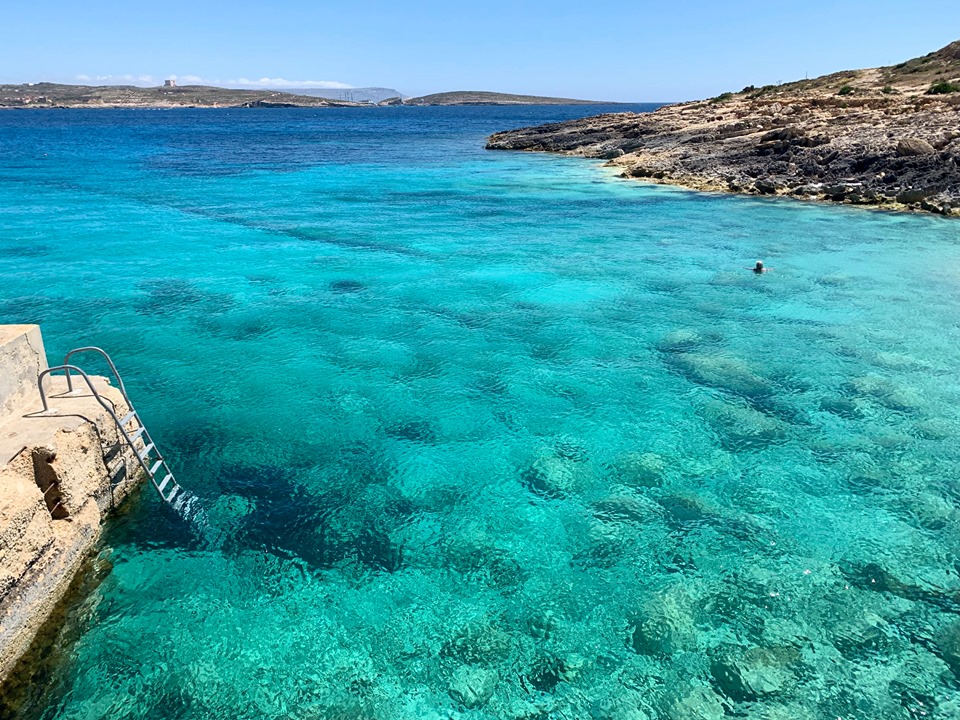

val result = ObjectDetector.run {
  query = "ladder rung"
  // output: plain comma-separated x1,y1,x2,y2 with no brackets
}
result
137,443,155,461
149,459,164,476
120,410,138,426
157,473,173,494
128,427,145,443
164,484,181,504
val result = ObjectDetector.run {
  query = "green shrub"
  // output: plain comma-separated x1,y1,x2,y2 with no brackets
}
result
711,92,734,103
881,85,895,94
928,81,960,94
838,85,855,96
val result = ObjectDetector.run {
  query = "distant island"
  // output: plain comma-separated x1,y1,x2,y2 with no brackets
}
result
0,83,367,109
488,40,960,216
0,84,610,109
396,91,608,106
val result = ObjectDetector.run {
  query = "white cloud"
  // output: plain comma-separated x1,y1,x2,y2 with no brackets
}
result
66,74,350,89
232,77,352,89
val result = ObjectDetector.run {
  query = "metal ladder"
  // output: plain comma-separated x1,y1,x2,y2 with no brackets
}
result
36,347,200,520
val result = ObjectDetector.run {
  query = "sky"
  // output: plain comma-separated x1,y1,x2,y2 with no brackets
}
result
3,1,960,101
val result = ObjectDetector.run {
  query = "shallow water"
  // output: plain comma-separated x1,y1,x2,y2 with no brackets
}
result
2,106,960,719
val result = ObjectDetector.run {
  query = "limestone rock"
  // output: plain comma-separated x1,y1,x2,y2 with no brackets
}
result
754,178,781,194
897,137,935,156
448,666,498,709
628,588,698,655
935,621,960,676
710,646,800,701
667,687,726,720
485,43,960,217
664,352,773,400
593,492,663,524
699,399,788,450
610,451,667,488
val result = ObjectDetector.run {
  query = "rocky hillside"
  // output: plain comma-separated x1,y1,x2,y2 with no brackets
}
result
0,83,366,109
487,41,960,215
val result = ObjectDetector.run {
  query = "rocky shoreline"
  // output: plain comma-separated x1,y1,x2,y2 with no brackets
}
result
487,42,960,216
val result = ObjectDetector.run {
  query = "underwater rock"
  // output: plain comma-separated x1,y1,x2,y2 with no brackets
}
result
593,492,664,525
934,621,960,676
871,431,912,450
819,396,864,419
329,279,365,294
710,646,799,701
448,666,498,709
664,352,773,399
554,437,590,462
445,526,527,588
657,329,709,353
667,686,726,720
441,624,514,665
912,418,955,440
698,399,788,451
558,653,587,681
628,589,698,655
522,450,595,499
207,494,256,528
840,561,960,613
591,695,651,720
842,375,924,414
384,419,437,443
526,655,584,692
657,493,713,526
897,492,957,532
610,452,667,488
831,612,891,658
868,350,931,371
743,704,817,720
527,610,559,640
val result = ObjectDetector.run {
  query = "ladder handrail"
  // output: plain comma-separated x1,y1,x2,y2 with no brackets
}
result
38,365,157,482
63,347,132,408
38,357,195,518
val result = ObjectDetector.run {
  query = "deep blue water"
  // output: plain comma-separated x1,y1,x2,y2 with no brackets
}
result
2,106,960,719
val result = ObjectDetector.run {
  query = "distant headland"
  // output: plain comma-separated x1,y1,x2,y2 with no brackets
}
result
396,91,609,106
0,83,609,109
488,40,960,216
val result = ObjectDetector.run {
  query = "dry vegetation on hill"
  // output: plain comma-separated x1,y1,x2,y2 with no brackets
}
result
488,41,960,215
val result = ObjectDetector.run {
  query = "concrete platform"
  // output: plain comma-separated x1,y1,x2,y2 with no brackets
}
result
0,325,144,687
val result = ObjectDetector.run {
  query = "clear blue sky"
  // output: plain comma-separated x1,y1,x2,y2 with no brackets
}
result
4,1,960,101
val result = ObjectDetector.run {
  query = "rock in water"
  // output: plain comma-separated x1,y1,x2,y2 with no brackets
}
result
610,451,667,488
448,666,498,708
710,646,800,701
698,399,788,450
667,687,726,720
664,352,773,400
935,621,960,677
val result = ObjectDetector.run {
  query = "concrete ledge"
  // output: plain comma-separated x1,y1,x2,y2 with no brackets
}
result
0,326,145,687
0,326,49,423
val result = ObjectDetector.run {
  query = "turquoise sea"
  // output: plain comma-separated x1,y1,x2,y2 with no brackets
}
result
2,106,960,719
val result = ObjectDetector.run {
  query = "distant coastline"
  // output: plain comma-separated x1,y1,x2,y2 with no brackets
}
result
488,41,960,217
0,84,614,109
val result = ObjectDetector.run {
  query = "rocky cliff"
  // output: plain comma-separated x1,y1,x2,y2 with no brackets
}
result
487,41,960,215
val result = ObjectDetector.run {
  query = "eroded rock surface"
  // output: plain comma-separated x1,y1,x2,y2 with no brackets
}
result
488,41,960,216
